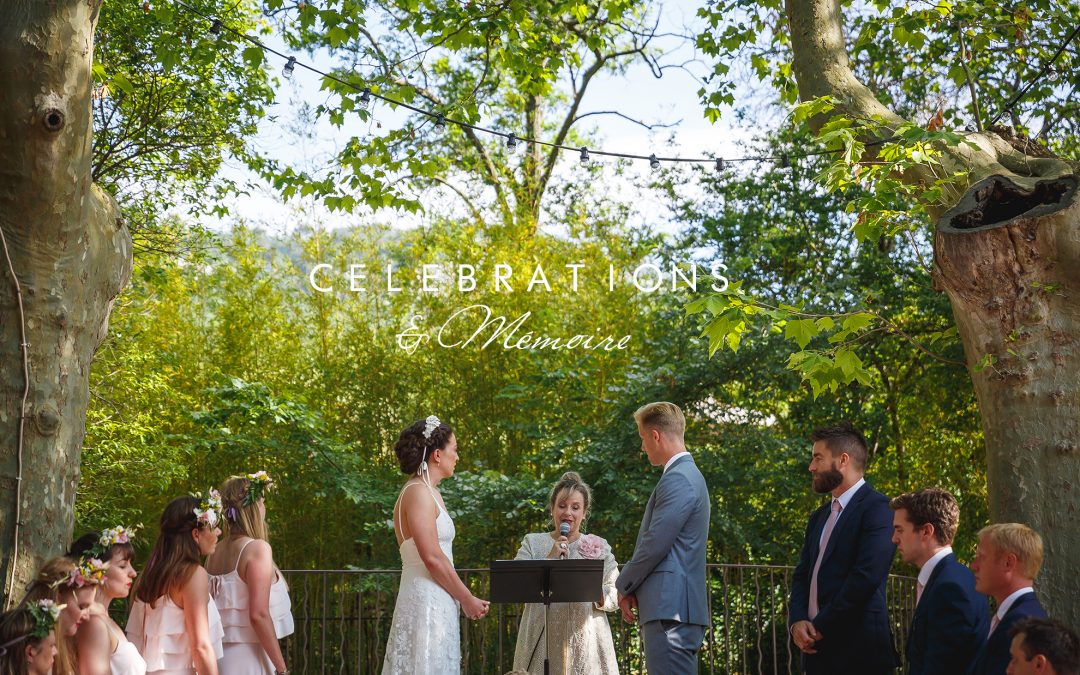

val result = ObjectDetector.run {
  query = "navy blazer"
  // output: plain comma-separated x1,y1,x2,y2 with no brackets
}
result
968,591,1047,675
789,482,898,674
906,553,989,675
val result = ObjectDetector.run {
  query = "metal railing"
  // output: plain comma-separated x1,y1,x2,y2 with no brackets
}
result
279,565,916,674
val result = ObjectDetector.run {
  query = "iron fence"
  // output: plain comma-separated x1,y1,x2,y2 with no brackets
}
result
279,564,916,674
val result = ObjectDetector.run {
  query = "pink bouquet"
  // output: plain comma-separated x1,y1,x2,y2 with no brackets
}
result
578,534,605,559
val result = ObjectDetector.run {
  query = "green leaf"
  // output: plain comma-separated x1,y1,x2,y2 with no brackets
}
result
784,319,819,349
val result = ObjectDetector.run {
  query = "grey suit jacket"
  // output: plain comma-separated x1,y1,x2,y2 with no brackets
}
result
615,454,710,626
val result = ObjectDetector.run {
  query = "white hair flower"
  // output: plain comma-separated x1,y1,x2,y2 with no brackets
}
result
422,415,441,439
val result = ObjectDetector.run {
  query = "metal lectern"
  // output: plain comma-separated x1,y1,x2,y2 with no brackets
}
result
490,558,605,675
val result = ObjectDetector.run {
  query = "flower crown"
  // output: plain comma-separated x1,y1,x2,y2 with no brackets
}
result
67,557,109,588
241,471,274,507
193,489,223,528
0,600,64,655
88,524,138,559
28,599,64,638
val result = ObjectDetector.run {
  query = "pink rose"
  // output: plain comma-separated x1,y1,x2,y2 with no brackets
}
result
578,534,605,559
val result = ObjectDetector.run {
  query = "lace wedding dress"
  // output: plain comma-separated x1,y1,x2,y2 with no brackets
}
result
382,483,461,674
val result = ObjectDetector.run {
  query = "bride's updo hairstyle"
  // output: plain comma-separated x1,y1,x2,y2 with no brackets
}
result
548,471,593,520
395,418,454,474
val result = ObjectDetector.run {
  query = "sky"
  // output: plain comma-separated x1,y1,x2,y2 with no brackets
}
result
205,0,775,236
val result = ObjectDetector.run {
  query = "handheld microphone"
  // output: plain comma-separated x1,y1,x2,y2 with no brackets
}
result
559,522,570,558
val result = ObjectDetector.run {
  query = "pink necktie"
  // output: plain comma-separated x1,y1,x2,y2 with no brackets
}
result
989,614,1000,636
808,500,842,619
916,582,925,605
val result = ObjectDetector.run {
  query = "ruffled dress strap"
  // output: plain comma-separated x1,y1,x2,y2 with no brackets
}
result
211,539,294,643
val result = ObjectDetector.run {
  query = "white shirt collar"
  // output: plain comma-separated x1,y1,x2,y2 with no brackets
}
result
832,477,865,510
997,587,1035,620
663,451,691,474
918,547,953,587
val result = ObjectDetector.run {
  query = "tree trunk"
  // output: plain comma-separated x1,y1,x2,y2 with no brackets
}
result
786,0,1080,626
935,198,1080,626
0,0,132,605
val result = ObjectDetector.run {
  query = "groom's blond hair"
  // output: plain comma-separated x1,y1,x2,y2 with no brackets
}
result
634,401,685,438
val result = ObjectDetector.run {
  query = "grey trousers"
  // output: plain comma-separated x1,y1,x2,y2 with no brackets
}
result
641,619,706,674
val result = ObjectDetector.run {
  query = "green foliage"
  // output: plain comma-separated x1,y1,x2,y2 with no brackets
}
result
696,0,1080,157
257,0,663,220
91,0,276,232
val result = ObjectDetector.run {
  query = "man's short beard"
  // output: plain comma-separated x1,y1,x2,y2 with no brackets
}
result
813,467,843,494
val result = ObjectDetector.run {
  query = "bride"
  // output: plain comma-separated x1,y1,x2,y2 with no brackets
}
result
382,416,489,675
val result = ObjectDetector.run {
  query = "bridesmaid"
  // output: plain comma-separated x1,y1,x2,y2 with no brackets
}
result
69,526,146,675
127,493,224,675
22,557,97,674
0,600,63,675
205,471,293,675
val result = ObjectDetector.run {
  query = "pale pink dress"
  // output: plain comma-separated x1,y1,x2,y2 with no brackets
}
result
208,539,295,675
126,595,224,674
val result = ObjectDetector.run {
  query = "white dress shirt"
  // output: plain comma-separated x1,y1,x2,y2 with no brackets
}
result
918,546,954,588
663,451,691,473
990,587,1035,634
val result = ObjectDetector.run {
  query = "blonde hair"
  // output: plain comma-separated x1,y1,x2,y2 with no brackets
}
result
21,557,80,675
548,472,593,521
634,402,686,437
978,523,1044,579
220,475,269,541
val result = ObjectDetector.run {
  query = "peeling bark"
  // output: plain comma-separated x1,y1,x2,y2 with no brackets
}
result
0,0,133,603
786,0,1080,625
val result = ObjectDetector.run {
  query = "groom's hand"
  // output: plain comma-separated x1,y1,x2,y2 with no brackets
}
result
617,592,637,623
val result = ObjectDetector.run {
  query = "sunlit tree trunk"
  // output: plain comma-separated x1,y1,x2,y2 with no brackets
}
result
786,0,1080,626
0,0,132,605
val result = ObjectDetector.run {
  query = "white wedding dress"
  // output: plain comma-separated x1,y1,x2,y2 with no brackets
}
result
382,482,461,674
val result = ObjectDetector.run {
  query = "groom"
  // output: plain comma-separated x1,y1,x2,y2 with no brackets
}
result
616,402,711,674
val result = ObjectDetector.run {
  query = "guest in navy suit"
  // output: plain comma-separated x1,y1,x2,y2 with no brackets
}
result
1007,617,1080,675
891,488,989,674
969,523,1048,675
788,423,897,675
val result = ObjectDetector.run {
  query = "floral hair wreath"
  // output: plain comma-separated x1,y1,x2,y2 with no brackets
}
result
88,524,138,559
28,599,64,638
0,600,63,655
241,471,274,508
193,489,223,528
66,557,108,589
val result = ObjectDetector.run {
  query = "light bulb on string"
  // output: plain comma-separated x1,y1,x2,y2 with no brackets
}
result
649,154,660,171
283,57,297,79
359,88,372,110
434,114,446,133
715,158,725,172
506,133,520,154
780,153,790,169
210,19,223,35
579,147,590,165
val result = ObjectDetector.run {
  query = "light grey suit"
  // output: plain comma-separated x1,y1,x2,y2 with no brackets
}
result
616,453,710,674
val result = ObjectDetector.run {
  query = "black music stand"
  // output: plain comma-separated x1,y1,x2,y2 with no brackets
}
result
490,558,604,675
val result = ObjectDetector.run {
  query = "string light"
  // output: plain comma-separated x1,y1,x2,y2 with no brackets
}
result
210,19,223,35
649,154,660,171
780,153,790,169
176,1,929,173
